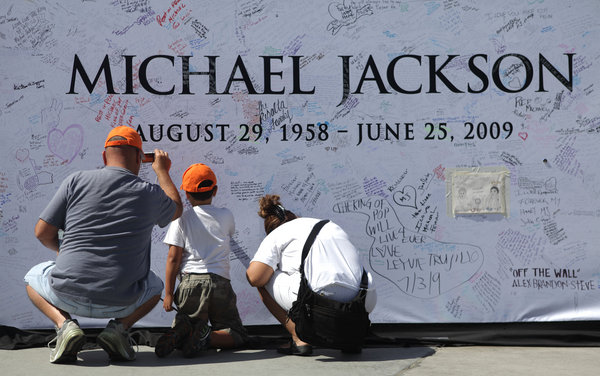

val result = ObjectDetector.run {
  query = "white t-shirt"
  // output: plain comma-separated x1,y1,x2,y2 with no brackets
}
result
163,205,235,279
252,217,365,302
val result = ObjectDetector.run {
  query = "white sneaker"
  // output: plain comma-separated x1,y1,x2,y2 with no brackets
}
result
49,319,85,363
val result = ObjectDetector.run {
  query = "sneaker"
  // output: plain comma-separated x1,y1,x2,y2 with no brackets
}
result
154,316,193,358
96,320,136,361
49,319,85,363
181,322,211,358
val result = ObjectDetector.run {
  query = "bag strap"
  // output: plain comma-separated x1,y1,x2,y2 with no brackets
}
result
360,269,368,289
298,219,330,277
290,220,330,316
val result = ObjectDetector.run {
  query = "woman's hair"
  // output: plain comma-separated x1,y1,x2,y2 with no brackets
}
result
258,194,297,234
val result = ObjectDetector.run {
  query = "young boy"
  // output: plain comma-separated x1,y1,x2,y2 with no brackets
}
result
155,163,248,358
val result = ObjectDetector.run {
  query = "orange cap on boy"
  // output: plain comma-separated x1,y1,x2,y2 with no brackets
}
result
180,163,217,193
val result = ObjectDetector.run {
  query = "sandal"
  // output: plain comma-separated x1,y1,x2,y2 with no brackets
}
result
277,340,313,356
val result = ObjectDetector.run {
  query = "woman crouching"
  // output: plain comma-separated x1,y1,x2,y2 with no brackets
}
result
246,194,376,355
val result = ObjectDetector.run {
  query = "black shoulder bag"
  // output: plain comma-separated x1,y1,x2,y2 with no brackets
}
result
288,219,371,351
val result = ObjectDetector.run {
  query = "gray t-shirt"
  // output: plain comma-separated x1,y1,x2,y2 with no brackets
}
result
40,166,175,306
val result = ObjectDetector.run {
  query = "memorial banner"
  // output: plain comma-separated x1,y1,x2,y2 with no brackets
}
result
1,0,599,328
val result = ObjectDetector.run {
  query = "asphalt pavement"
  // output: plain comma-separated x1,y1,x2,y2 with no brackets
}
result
2,343,599,376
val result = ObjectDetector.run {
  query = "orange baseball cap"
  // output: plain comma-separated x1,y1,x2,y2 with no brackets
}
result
181,163,217,192
104,126,143,152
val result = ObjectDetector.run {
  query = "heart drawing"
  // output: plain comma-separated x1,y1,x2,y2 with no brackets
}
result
48,124,84,163
393,185,417,209
15,148,29,162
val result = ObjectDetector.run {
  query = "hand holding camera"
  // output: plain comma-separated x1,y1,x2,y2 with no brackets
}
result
149,149,172,174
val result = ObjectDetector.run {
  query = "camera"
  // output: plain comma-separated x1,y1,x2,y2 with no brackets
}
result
142,152,155,163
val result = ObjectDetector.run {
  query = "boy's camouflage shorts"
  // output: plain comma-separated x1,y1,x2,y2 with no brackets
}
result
174,273,248,346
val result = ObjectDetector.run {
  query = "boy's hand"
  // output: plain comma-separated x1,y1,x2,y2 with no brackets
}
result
163,294,174,311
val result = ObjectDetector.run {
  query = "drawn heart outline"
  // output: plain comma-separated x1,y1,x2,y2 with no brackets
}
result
393,185,417,209
15,148,29,162
48,124,84,163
